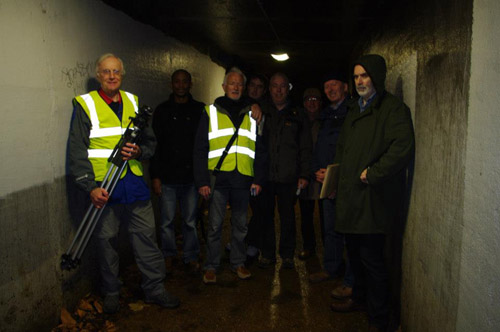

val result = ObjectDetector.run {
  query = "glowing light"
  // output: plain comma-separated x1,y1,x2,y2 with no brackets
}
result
271,53,289,61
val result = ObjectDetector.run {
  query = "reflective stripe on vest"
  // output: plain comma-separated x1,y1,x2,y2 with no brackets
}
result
75,90,143,181
206,104,257,176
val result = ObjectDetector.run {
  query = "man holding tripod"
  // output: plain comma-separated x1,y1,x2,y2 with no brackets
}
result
68,53,179,314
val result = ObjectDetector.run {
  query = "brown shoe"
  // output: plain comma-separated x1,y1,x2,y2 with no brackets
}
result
203,269,216,284
165,257,174,275
232,265,252,280
330,298,365,312
308,271,333,283
331,285,353,300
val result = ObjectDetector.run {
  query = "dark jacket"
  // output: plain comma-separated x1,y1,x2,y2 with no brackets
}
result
262,101,312,183
193,96,268,189
312,98,349,172
149,94,205,184
334,54,415,234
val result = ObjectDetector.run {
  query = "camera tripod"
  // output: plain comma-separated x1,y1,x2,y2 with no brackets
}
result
61,105,153,271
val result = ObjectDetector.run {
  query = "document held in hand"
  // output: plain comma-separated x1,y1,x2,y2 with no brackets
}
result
319,163,340,199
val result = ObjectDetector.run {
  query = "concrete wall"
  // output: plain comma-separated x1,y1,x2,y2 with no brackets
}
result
458,0,500,330
361,0,500,330
0,0,224,330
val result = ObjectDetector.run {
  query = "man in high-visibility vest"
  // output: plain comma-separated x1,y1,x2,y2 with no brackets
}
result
68,53,180,313
193,67,267,284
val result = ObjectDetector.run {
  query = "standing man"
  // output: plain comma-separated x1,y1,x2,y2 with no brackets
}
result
258,73,312,270
246,73,268,102
308,71,354,301
297,87,323,260
330,54,414,332
68,53,180,313
193,67,266,284
150,69,205,274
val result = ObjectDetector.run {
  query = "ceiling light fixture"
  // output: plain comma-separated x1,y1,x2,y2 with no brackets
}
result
256,0,289,62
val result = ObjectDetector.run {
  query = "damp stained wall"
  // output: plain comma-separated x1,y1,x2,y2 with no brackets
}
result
361,0,500,330
0,0,224,330
458,0,500,330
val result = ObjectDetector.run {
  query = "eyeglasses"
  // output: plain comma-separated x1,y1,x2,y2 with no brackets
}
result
100,69,122,77
305,97,319,101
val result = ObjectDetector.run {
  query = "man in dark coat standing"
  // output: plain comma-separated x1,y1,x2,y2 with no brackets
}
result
330,54,414,332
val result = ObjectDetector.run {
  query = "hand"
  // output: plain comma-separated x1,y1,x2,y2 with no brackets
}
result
250,104,263,124
121,143,141,161
199,185,211,200
298,178,309,189
315,168,326,183
250,184,262,196
152,178,162,196
90,187,109,209
360,168,369,184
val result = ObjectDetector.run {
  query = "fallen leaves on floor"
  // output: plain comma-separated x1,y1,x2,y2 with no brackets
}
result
52,294,117,332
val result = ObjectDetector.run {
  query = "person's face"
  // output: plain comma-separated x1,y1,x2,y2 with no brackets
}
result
247,78,265,100
223,72,245,101
353,65,375,99
303,96,321,114
323,79,347,105
171,71,192,98
269,76,289,106
97,57,123,95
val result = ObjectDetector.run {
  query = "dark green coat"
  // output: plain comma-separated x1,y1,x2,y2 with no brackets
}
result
334,92,414,234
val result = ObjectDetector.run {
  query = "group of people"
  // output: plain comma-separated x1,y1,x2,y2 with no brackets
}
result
68,52,414,332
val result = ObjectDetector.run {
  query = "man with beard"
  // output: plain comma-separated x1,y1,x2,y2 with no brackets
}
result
150,69,205,275
193,67,266,284
330,55,414,332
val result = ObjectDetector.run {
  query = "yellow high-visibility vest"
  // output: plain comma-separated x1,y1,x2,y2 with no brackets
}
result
74,90,143,181
206,104,257,176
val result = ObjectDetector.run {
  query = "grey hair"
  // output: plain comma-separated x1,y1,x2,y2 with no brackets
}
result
95,53,126,76
223,67,247,86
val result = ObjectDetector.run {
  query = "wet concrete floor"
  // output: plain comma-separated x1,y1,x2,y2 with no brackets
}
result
103,205,370,332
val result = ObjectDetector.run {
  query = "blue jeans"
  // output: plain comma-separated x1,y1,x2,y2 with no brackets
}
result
322,198,354,287
159,183,200,263
204,187,249,271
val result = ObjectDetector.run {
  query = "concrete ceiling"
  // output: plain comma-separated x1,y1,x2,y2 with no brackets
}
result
102,0,405,88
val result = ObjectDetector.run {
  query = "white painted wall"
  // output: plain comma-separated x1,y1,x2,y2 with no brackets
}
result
458,0,500,330
0,0,224,197
0,0,224,330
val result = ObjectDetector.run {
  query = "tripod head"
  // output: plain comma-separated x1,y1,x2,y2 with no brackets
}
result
109,105,153,166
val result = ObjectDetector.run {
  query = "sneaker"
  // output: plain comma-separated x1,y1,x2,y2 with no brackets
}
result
232,265,252,280
331,285,353,300
103,294,120,314
308,270,333,284
145,291,180,309
258,257,276,269
281,258,295,269
203,269,217,284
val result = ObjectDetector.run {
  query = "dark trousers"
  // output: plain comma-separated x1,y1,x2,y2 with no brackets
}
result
246,195,260,249
345,233,389,330
298,198,323,252
259,181,297,260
